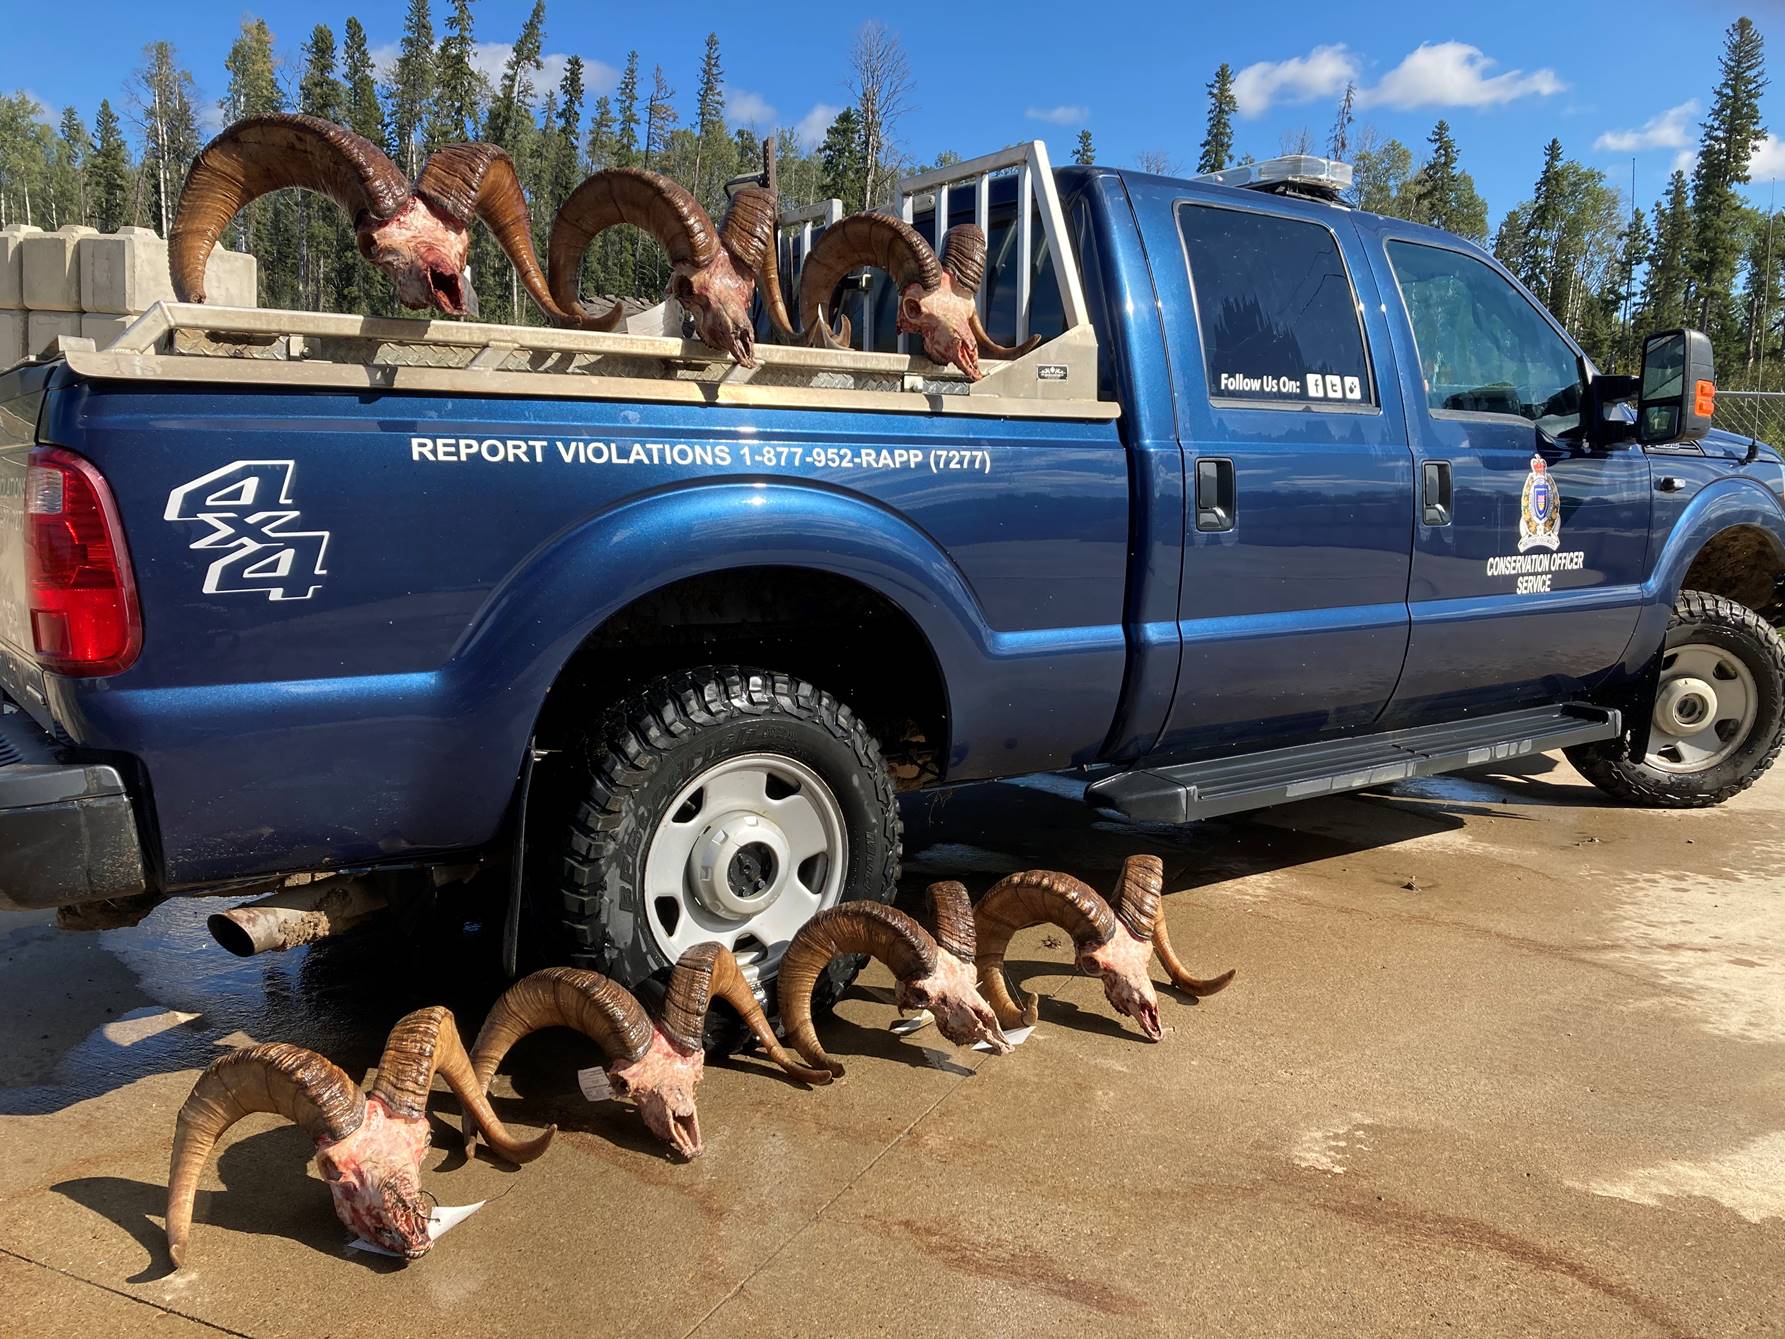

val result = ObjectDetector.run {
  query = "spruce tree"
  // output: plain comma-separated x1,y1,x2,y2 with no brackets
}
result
340,18,388,313
1642,171,1694,331
480,0,547,323
432,0,481,149
613,53,641,168
1515,138,1566,295
1689,16,1767,349
341,19,383,143
1198,64,1236,175
388,0,437,176
90,100,129,232
541,56,585,264
692,33,727,203
52,107,90,228
299,27,345,308
819,107,866,207
1407,120,1488,241
223,18,289,306
1074,129,1095,166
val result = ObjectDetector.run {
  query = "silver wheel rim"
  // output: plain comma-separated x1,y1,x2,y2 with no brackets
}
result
643,752,847,982
1646,642,1758,774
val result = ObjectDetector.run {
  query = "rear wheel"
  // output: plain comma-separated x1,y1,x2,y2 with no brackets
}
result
553,667,900,1050
1568,591,1785,807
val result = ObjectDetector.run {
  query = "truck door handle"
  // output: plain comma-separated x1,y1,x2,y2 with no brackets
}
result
1422,460,1452,526
1196,457,1235,532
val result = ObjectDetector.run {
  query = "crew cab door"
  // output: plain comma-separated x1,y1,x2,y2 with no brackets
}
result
1130,182,1415,759
1364,231,1652,723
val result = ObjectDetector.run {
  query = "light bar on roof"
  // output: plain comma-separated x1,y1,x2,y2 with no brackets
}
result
1193,154,1354,199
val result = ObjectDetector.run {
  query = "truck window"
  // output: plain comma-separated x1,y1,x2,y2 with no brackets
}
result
1178,203,1375,408
1386,240,1582,433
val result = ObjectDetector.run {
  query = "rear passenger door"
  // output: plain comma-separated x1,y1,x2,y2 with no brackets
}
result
1132,184,1415,759
1364,233,1652,724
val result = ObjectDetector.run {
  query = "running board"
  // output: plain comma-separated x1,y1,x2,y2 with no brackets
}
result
1087,704,1621,824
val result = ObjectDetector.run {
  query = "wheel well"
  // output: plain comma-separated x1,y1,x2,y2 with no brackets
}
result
1680,524,1785,615
534,567,949,788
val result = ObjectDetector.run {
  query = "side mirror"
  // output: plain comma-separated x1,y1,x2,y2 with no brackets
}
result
1638,329,1716,445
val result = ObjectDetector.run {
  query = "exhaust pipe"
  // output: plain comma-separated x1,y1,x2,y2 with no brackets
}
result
207,877,386,956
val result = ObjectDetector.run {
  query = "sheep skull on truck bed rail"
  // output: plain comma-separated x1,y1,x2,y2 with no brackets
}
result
547,142,796,365
796,215,1042,380
170,113,586,325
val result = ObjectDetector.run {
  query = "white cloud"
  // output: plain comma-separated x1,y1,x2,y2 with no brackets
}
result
1359,41,1563,111
1595,100,1699,153
793,102,843,152
1750,134,1785,180
1025,104,1088,126
1233,45,1359,117
726,87,777,131
197,103,226,137
1674,147,1697,174
370,41,618,109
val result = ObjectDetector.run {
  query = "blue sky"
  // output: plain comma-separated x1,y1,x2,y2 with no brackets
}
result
6,0,1782,225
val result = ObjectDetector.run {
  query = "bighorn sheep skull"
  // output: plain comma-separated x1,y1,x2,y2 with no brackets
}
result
974,856,1234,1040
548,142,796,365
469,947,828,1162
797,215,1042,380
778,899,1012,1076
165,1007,552,1266
171,113,584,323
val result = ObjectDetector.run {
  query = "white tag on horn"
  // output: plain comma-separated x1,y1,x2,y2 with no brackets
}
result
890,1010,935,1036
577,1066,615,1102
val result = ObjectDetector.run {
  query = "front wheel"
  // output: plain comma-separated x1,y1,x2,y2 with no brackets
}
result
554,667,901,1049
1568,590,1785,807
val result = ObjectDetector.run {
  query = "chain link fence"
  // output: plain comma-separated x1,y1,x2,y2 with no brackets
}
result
1715,390,1785,448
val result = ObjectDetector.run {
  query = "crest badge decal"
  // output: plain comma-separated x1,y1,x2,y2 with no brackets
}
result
1518,455,1561,553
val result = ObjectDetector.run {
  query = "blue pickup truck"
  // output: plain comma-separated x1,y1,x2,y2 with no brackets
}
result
4,146,1783,1010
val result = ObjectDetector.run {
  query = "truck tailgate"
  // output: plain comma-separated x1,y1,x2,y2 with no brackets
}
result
0,369,50,722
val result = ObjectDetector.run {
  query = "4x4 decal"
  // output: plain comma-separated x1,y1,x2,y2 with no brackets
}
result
164,461,331,602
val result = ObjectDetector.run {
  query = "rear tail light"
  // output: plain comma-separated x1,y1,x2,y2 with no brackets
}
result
24,447,142,676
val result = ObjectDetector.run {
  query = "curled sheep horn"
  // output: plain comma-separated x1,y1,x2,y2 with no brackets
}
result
1110,854,1162,942
938,223,1045,360
548,168,718,331
166,1042,367,1268
1119,854,1236,997
796,212,942,351
972,869,1117,1029
925,880,977,965
411,142,586,325
778,901,1009,1076
469,965,655,1090
171,115,409,304
661,943,832,1084
170,113,581,324
716,137,797,341
372,1005,555,1165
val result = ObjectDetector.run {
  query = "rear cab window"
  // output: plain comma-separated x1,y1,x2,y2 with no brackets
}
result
1178,203,1376,410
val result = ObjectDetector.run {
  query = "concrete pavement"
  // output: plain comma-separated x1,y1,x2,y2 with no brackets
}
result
1,754,1781,1336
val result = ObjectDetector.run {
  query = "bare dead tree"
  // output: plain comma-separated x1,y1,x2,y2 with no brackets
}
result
1134,149,1181,176
849,21,914,210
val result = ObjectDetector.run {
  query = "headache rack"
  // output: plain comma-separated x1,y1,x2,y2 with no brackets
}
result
53,141,1115,423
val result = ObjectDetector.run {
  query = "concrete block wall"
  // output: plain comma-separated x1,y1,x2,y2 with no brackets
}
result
0,224,258,366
